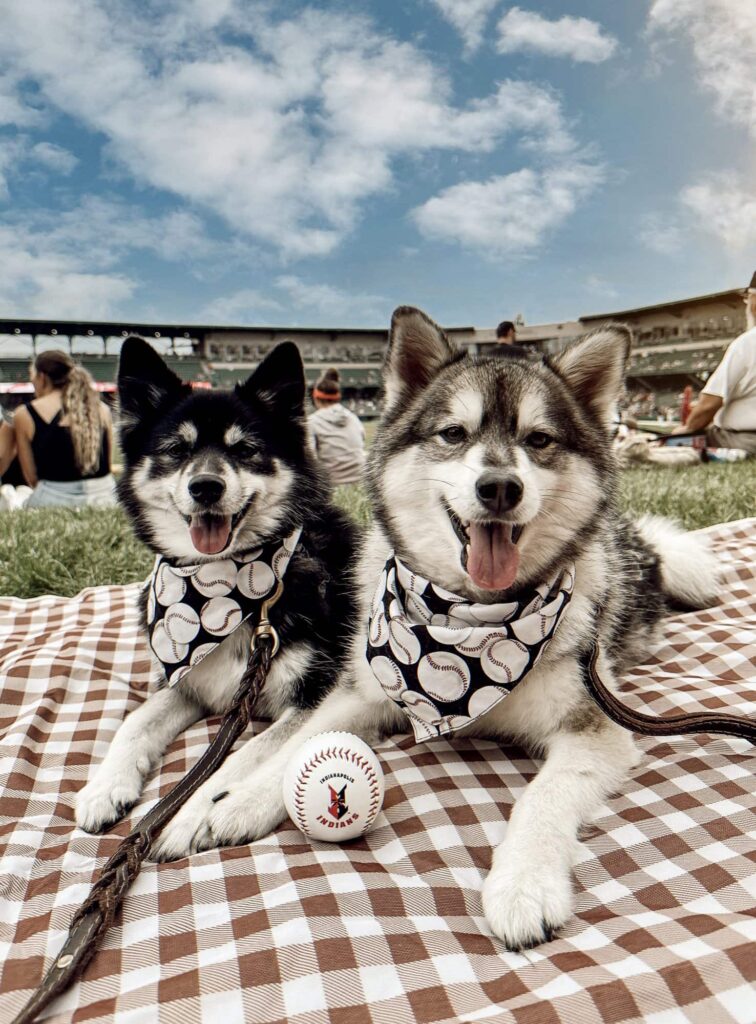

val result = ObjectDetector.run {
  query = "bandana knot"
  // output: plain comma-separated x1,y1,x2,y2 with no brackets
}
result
367,554,575,741
147,526,301,687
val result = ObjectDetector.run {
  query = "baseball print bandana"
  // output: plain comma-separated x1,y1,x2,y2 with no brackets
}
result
367,554,575,741
146,526,302,687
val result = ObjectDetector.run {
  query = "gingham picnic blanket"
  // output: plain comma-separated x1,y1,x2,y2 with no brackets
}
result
1,520,754,1024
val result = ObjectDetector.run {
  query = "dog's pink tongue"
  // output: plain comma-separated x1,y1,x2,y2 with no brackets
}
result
190,514,232,555
467,522,519,591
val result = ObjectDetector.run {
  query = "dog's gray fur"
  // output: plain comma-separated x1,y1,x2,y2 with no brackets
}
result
83,309,718,951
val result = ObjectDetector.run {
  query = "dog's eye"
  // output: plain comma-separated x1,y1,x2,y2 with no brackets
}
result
526,431,553,449
230,437,257,454
161,439,191,458
439,425,467,444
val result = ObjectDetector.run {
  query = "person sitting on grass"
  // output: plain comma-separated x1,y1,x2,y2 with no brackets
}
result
308,367,366,486
13,350,117,508
671,273,756,455
0,418,17,481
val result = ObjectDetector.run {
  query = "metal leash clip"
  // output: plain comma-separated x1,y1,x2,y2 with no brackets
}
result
250,580,284,658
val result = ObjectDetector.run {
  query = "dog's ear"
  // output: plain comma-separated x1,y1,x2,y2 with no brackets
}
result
383,306,459,407
551,324,632,428
237,341,305,419
117,336,189,437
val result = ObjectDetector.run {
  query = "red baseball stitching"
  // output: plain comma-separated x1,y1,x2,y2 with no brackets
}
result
292,741,381,836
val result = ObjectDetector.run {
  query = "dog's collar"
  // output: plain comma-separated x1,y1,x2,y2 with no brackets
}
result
367,553,575,741
146,526,302,686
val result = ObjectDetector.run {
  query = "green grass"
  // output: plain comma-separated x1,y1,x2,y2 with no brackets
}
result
0,507,154,599
0,461,752,599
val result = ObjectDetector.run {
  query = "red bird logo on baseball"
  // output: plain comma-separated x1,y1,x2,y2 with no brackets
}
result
328,783,348,820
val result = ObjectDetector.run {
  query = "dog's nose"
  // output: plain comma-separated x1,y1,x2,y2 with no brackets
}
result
188,474,226,506
475,472,523,514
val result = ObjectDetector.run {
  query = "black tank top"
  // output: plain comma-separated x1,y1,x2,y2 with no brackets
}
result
27,404,110,482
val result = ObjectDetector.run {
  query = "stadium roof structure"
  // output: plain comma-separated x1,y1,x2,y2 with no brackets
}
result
0,317,476,339
581,288,744,322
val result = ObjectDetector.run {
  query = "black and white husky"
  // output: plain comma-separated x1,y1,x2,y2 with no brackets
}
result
330,307,717,949
76,338,358,857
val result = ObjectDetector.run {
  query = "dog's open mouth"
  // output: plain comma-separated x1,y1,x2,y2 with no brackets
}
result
189,513,233,555
446,506,523,591
183,497,256,556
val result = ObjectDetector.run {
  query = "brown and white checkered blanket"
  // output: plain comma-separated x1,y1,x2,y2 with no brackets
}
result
1,520,754,1024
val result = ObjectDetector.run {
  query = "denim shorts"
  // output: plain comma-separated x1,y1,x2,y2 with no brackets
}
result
25,475,117,509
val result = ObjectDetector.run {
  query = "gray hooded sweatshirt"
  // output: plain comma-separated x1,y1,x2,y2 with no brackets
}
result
308,403,366,485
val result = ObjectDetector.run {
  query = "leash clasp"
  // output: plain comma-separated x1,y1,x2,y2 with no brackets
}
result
251,580,283,658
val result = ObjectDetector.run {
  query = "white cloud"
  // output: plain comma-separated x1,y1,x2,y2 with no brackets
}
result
0,221,135,319
429,0,501,53
496,8,618,63
202,276,387,326
639,213,685,255
0,70,44,127
0,137,25,199
680,175,756,251
0,197,213,318
275,276,386,322
585,275,619,299
640,174,756,255
411,163,604,257
0,136,78,198
0,0,583,257
30,141,78,174
200,289,284,324
648,0,756,137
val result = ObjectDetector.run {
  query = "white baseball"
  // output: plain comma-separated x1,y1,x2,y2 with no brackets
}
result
368,609,389,646
163,603,201,644
193,560,238,597
169,664,192,687
272,545,293,578
237,560,275,599
155,563,186,606
200,596,243,636
369,655,405,695
400,689,442,724
455,628,507,658
480,637,530,684
417,651,470,702
190,641,219,666
151,620,189,665
511,592,567,644
387,615,421,665
283,732,385,843
467,684,507,719
426,620,473,646
405,590,432,624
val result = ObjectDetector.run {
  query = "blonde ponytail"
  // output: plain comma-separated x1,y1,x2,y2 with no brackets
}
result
61,366,102,475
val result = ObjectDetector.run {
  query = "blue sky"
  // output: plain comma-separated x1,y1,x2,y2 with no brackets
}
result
0,0,753,335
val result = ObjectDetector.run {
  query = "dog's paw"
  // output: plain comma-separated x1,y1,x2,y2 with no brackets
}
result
150,771,287,861
482,855,573,951
76,769,144,833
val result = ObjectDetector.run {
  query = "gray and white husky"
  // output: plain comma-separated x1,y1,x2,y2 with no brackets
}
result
93,309,717,951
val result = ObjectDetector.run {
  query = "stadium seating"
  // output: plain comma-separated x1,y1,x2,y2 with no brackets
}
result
0,360,31,383
628,347,725,378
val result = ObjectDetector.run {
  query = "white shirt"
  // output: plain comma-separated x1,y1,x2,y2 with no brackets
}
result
308,403,366,485
702,327,756,431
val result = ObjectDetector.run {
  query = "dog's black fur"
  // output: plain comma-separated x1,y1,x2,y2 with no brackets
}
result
115,337,358,709
76,338,360,843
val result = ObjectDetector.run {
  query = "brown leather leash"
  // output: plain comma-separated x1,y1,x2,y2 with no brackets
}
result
12,627,754,1023
12,584,283,1024
582,643,756,744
